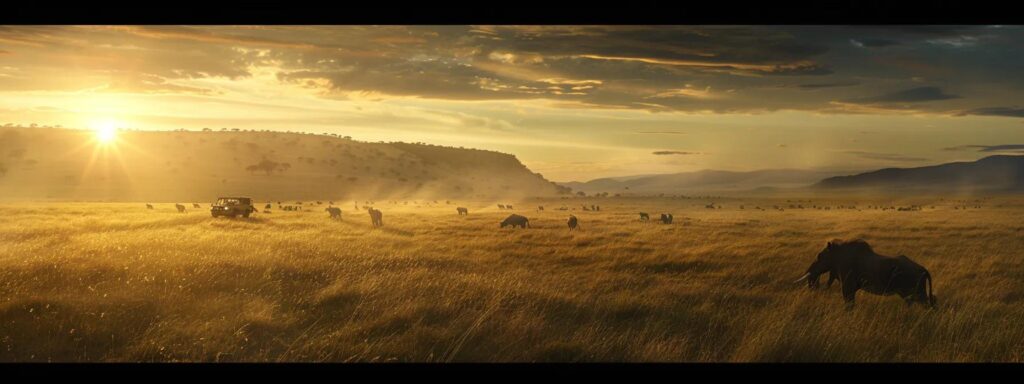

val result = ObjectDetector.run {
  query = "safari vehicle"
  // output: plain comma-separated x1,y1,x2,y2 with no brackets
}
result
210,197,256,218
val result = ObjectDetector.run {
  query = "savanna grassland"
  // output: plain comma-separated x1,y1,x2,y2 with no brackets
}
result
2,196,1024,362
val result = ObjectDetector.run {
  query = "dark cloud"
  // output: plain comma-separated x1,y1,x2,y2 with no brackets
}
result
958,107,1024,118
797,81,860,90
652,151,700,155
845,151,929,162
4,26,1024,115
850,38,900,48
847,87,960,104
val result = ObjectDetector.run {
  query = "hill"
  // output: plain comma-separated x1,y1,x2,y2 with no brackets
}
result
561,169,849,195
814,155,1024,193
0,127,569,202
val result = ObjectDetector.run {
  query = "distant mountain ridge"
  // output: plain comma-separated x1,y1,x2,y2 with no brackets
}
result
814,155,1024,192
560,168,852,195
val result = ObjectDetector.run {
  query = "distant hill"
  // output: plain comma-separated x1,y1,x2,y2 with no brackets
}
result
814,155,1024,193
560,169,849,195
0,127,568,202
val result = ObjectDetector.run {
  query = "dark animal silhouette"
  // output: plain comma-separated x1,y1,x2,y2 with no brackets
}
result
567,215,578,231
497,204,506,210
506,204,513,210
660,213,673,224
175,204,186,213
500,214,530,229
368,208,383,227
192,203,201,209
146,204,154,210
795,239,936,308
326,207,342,219
538,206,544,211
457,207,469,216
639,212,649,221
265,204,272,210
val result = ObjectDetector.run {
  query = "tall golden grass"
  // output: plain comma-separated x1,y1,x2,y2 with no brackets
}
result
1,197,1022,362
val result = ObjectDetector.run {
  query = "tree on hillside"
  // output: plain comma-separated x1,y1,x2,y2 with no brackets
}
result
245,158,289,176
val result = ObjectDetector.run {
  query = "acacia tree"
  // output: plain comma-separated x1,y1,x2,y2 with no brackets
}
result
246,158,288,175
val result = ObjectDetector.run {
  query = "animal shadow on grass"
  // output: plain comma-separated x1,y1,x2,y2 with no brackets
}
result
379,227,415,237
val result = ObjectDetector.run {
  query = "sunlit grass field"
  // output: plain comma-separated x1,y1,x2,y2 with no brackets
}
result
2,196,1023,362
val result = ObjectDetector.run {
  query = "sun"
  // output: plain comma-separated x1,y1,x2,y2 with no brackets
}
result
92,121,120,145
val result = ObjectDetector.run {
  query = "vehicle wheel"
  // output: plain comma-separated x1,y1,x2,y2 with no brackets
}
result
243,212,250,218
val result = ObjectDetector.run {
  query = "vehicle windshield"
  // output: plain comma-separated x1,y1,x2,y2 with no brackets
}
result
216,198,247,205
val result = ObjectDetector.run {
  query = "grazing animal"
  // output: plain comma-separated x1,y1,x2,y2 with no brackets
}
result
582,205,590,211
500,214,530,229
660,213,673,224
538,206,544,211
639,212,650,221
368,208,383,227
175,204,186,213
506,204,513,210
146,204,154,210
265,204,272,210
325,207,342,219
192,203,201,209
567,215,578,231
795,239,936,308
457,207,469,216
497,204,506,210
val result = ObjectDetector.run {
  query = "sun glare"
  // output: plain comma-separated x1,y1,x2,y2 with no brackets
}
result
93,121,120,145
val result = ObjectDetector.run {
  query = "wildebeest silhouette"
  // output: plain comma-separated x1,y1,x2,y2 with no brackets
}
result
639,212,649,221
582,205,590,211
146,204,154,210
500,214,529,228
265,204,272,210
326,207,342,219
567,215,578,231
368,208,383,227
660,213,673,224
175,204,186,213
506,204,513,210
457,207,468,216
795,239,936,308
192,203,201,209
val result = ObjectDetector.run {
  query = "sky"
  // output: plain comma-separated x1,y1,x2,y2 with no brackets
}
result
2,25,1024,181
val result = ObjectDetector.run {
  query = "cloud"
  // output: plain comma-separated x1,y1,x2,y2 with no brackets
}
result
958,107,1024,118
845,151,929,162
636,131,687,135
846,87,960,104
3,25,1024,116
850,38,900,48
652,150,701,155
797,81,860,90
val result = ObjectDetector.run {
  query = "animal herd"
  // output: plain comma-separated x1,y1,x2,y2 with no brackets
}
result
131,198,944,309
